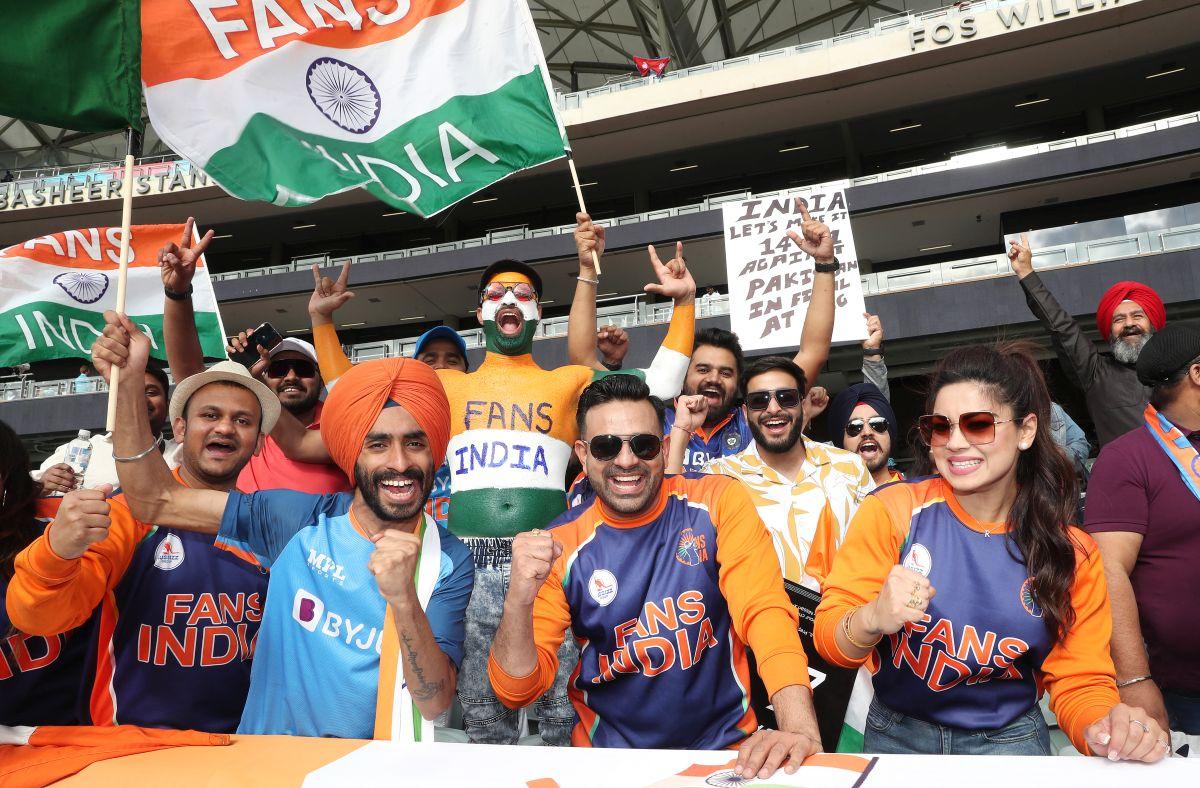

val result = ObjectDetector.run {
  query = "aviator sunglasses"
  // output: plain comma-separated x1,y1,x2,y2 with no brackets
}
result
846,416,889,438
744,388,802,411
918,411,1018,447
586,433,663,462
480,281,537,303
266,358,318,379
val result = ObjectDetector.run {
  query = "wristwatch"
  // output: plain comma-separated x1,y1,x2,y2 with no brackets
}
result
164,285,193,301
863,346,883,358
814,257,840,274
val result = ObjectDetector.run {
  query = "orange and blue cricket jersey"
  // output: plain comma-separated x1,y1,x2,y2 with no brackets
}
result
664,407,752,472
814,476,1119,753
489,473,809,749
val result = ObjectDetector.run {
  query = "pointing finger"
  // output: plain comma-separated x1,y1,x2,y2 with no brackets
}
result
312,264,322,288
798,200,812,223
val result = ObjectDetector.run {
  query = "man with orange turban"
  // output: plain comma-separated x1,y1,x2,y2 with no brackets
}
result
1009,234,1162,446
93,311,473,742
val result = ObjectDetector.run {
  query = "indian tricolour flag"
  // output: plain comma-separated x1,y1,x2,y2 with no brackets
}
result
0,225,226,367
142,0,568,217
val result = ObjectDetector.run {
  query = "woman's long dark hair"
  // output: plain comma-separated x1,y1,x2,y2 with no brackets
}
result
0,419,38,579
923,343,1080,643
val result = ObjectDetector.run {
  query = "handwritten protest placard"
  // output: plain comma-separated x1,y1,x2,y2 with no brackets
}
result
722,181,867,352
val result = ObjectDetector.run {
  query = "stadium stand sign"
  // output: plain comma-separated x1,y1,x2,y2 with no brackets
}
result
0,161,209,212
909,0,1127,51
723,182,867,352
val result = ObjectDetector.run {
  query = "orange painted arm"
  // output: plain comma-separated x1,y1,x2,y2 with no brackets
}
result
6,502,149,636
312,322,352,383
488,548,573,708
713,479,809,696
662,302,694,357
813,494,907,668
1041,530,1121,755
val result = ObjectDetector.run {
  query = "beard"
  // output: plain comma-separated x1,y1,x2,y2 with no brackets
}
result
592,463,664,515
748,411,805,454
279,385,321,416
354,464,431,523
1111,327,1153,365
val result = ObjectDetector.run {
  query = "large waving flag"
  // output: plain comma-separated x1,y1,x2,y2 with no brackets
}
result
0,2,142,132
0,225,226,366
142,0,568,217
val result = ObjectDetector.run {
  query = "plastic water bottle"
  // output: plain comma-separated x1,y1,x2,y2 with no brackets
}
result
64,429,93,490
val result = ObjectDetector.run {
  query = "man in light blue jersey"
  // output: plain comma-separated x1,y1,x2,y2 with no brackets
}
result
92,311,472,740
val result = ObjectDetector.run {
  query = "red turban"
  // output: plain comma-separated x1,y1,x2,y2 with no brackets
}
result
1095,281,1165,342
321,358,450,482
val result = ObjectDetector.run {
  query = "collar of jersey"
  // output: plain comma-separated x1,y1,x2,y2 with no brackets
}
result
595,477,671,528
938,478,1009,535
694,408,737,442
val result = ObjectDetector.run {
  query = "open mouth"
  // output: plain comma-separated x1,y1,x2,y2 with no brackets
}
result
496,307,524,337
699,385,724,407
204,437,237,459
760,414,791,437
857,439,881,460
606,471,646,497
378,476,419,506
946,455,983,476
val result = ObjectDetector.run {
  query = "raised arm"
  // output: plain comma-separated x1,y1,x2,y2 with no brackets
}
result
861,313,891,400
789,204,836,390
91,311,229,531
567,212,606,367
1009,234,1101,388
161,217,215,380
309,261,355,383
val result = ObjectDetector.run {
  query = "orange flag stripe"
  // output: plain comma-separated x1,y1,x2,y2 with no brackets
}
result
0,225,193,271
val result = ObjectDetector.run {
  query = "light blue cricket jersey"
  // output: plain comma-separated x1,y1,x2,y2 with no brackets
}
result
217,491,473,738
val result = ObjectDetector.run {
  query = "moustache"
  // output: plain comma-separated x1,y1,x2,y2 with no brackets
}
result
1121,327,1144,337
371,468,426,487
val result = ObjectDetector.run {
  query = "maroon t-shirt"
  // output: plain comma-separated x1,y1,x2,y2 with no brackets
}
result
1085,425,1200,694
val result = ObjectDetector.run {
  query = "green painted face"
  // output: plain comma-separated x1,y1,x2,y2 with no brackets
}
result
483,318,538,355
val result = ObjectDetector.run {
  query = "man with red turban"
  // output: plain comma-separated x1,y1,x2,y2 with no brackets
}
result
1009,234,1163,446
93,311,473,742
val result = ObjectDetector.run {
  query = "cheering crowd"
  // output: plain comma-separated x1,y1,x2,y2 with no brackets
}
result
2,207,1195,778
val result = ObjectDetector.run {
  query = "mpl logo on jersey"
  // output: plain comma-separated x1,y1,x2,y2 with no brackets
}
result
306,548,347,585
154,533,185,571
290,589,384,653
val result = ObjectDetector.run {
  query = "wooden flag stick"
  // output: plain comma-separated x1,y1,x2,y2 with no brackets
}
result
565,150,601,276
104,130,138,432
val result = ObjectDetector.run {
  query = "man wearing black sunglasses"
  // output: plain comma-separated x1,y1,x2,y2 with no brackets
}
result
828,382,902,487
490,375,821,778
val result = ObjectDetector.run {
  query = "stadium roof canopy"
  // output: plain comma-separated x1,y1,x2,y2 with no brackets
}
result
0,0,942,174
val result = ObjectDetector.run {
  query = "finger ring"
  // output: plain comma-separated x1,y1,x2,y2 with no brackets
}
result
906,595,922,608
911,581,921,595
1130,720,1150,734
1158,737,1170,750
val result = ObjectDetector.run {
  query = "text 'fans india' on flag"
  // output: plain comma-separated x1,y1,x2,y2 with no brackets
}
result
0,225,226,367
143,0,568,217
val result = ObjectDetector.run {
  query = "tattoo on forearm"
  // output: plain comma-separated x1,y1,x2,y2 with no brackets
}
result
400,631,445,701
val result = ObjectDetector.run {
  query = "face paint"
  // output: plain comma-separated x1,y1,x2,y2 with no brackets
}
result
481,290,539,355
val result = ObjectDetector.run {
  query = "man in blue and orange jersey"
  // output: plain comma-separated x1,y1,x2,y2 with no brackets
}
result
6,358,278,732
489,375,821,781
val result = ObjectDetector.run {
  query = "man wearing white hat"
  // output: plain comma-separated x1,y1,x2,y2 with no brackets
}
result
7,353,279,733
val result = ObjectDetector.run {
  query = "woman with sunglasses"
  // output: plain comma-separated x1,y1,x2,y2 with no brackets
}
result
0,419,89,726
814,343,1168,762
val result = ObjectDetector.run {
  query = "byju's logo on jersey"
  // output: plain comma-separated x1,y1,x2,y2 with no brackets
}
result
1020,577,1043,618
292,589,325,632
153,534,185,571
675,528,709,566
588,569,618,607
902,543,932,577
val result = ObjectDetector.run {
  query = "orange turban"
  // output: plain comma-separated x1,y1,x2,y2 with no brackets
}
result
1096,281,1165,341
321,358,450,481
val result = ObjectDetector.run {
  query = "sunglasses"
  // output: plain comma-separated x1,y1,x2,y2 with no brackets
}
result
481,281,537,303
745,388,801,411
267,359,317,379
586,433,663,462
918,412,1018,447
846,416,889,438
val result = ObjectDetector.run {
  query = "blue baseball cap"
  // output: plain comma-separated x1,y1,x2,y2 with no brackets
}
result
415,325,467,359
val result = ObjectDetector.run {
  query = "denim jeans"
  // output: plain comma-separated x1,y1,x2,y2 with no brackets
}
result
864,696,1051,755
1165,690,1200,735
457,557,578,745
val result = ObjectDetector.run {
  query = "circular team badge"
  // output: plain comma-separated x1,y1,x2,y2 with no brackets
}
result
154,533,185,571
306,57,382,134
588,569,618,607
724,431,740,450
1020,577,1043,618
902,543,932,577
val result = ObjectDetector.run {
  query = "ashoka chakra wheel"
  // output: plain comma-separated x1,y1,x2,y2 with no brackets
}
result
306,57,381,134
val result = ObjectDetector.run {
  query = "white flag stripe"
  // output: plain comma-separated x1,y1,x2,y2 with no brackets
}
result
0,260,217,314
147,0,542,165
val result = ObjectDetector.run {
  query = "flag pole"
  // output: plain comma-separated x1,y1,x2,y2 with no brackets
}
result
104,128,139,432
565,149,601,276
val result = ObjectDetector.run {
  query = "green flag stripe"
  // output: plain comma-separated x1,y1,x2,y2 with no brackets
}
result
0,300,225,367
203,71,565,218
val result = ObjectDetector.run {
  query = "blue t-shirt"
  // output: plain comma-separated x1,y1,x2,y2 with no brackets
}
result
664,407,753,472
216,491,473,738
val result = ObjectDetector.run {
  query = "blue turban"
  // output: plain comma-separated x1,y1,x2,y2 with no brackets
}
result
827,382,898,450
